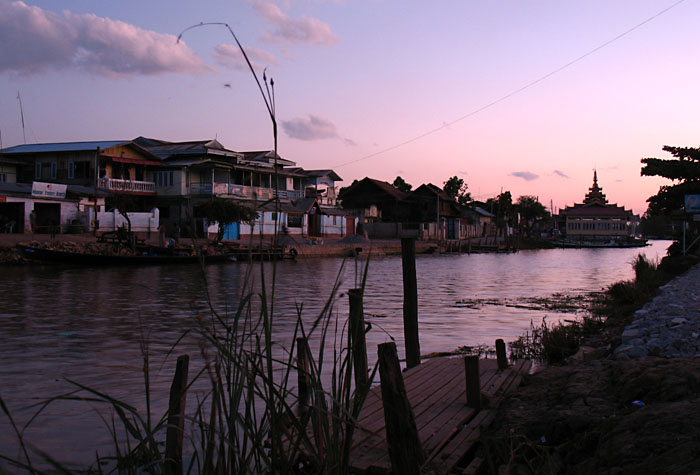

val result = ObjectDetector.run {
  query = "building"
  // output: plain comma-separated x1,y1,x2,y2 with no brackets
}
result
0,140,159,234
559,171,633,242
0,137,348,240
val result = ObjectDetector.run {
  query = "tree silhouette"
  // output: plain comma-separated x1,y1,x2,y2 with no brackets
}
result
641,146,700,215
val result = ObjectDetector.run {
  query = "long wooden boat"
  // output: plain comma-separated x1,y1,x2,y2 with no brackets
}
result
552,238,649,248
17,244,235,266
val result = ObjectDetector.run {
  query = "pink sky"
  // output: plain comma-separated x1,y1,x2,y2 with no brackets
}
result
1,0,698,214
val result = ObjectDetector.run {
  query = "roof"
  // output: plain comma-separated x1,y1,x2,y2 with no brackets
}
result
294,197,319,213
474,206,495,218
1,141,130,154
411,183,454,202
563,204,631,218
240,151,296,167
0,182,108,198
134,137,239,160
320,206,351,216
343,177,410,202
301,169,343,181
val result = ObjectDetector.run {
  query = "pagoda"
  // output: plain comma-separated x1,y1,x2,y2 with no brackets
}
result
559,171,633,242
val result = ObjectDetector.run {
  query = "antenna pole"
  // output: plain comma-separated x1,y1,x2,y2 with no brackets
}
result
17,91,26,144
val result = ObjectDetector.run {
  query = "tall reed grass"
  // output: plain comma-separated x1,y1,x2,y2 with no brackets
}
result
0,250,376,474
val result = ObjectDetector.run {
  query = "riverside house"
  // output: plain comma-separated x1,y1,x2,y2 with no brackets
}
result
340,177,495,240
0,137,350,240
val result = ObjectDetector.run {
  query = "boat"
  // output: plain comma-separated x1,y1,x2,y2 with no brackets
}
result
17,244,236,266
552,238,648,249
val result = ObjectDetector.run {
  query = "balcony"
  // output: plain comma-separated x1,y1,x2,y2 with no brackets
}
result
98,177,155,194
190,182,304,201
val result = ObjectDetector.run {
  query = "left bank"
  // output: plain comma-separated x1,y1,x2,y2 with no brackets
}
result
0,233,440,265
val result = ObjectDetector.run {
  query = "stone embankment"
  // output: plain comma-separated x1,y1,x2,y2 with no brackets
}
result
614,263,700,359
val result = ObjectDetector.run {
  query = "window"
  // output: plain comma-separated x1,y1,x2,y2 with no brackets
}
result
74,161,90,179
68,160,75,179
35,162,42,180
288,215,302,228
154,171,173,188
0,173,6,183
50,161,58,179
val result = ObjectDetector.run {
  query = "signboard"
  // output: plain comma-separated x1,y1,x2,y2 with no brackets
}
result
685,194,700,213
0,196,6,202
32,181,67,199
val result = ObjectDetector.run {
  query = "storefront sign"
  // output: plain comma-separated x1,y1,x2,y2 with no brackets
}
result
32,181,67,199
685,194,700,213
0,196,6,202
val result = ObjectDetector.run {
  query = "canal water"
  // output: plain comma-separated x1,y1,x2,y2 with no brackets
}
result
0,241,671,468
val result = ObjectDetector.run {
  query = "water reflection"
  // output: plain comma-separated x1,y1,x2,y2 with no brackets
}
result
0,241,670,467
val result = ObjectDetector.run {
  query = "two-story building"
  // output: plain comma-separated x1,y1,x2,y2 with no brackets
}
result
0,140,159,233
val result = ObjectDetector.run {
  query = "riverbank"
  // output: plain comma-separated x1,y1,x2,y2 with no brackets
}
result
484,253,700,474
0,233,440,264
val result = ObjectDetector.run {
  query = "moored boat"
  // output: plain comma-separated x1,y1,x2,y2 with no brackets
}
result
17,244,235,265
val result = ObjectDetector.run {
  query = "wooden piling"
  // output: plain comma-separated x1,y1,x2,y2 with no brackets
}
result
495,339,508,370
378,342,424,474
464,355,481,410
297,337,311,409
349,288,368,388
165,354,189,475
401,237,421,368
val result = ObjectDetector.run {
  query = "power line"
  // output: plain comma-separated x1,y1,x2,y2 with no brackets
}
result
332,0,688,169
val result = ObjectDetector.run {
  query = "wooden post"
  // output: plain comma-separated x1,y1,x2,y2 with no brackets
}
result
297,337,311,409
378,342,424,473
464,355,481,410
165,354,189,475
495,339,508,370
401,237,421,368
349,288,368,388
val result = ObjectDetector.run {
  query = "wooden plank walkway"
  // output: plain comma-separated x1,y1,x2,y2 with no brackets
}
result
349,357,532,474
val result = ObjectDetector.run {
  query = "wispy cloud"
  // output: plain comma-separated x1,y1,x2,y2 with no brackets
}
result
213,43,279,71
510,171,539,181
0,0,207,77
282,114,354,145
251,0,338,45
553,170,569,178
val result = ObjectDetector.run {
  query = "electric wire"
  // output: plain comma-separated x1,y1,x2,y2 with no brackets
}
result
331,0,688,169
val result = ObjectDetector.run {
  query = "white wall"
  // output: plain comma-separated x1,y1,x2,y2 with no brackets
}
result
92,208,160,233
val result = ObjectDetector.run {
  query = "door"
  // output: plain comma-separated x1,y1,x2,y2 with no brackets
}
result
0,202,24,234
447,218,457,239
346,216,355,236
223,222,239,240
308,213,321,237
34,203,61,234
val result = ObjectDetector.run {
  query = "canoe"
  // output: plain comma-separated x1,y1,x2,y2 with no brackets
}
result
17,244,235,266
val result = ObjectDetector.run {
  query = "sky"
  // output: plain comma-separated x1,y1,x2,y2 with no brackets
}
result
1,0,699,215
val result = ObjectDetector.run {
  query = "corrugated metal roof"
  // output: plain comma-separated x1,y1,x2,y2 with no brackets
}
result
1,141,129,154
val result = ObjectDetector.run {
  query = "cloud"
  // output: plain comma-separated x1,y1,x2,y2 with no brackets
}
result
251,0,338,45
283,115,338,140
0,0,208,76
553,170,569,178
282,114,354,145
510,171,539,181
213,43,279,71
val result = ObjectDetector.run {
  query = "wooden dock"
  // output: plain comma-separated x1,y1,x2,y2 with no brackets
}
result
348,356,531,474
